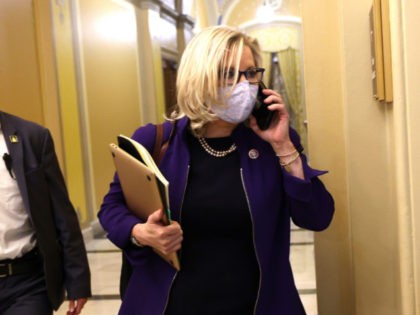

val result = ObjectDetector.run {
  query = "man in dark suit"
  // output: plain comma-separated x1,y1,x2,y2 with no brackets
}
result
0,111,91,315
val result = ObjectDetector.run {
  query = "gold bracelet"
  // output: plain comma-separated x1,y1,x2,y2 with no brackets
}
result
279,151,300,167
276,149,297,158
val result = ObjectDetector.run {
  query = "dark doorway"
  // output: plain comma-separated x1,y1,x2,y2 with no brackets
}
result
162,59,178,116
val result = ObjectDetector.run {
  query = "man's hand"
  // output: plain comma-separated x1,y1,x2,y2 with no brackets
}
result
66,298,87,315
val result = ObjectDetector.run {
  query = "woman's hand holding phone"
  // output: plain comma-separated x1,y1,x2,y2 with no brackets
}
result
250,85,304,178
252,81,275,130
250,84,294,154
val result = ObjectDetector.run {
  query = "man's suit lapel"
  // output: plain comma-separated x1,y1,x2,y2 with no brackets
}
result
0,112,31,214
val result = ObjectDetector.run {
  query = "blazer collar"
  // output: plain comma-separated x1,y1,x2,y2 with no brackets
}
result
0,111,19,150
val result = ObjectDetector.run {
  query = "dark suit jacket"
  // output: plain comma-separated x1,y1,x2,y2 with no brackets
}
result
0,111,91,310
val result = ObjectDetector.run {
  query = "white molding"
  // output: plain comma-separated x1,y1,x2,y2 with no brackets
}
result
239,16,302,31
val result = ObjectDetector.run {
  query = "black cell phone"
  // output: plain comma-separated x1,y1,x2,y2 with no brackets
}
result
252,81,275,130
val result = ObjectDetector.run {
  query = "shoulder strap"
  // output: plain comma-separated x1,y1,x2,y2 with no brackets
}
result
152,121,177,164
152,123,164,162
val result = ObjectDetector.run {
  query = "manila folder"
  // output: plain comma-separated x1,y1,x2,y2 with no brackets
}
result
109,140,180,271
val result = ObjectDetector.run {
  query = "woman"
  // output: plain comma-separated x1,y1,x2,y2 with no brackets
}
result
98,25,334,315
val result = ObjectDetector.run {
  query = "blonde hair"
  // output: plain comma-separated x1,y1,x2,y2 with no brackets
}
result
170,25,261,136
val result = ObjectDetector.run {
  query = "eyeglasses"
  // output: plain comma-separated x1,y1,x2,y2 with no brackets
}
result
220,67,265,85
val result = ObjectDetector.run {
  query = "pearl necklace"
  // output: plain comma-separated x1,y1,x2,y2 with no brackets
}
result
198,137,237,157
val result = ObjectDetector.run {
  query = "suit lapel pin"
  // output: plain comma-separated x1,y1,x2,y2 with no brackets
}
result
248,149,259,159
9,135,19,143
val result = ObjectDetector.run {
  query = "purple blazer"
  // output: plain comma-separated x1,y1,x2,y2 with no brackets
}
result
98,117,334,315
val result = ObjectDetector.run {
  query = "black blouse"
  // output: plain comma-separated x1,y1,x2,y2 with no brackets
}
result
165,131,260,315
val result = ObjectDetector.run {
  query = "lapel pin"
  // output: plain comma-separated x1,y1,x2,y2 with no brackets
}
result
248,149,259,159
9,135,19,143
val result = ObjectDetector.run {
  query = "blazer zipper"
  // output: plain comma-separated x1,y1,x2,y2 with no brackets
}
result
240,168,262,315
161,165,190,314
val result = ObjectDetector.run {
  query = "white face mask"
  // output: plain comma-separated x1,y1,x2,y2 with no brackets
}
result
213,81,258,124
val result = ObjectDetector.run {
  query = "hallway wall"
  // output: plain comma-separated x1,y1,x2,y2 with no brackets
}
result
0,0,89,224
300,0,353,313
51,0,89,224
0,0,44,124
301,0,419,314
1,0,419,313
74,0,142,213
392,0,420,312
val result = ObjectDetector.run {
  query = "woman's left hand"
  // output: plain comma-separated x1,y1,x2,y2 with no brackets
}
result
249,88,294,154
250,87,304,179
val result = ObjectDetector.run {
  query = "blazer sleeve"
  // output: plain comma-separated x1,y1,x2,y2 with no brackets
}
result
41,129,92,299
98,124,158,267
282,128,335,231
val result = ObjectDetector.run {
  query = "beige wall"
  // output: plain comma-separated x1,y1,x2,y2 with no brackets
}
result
74,0,183,217
300,0,354,313
51,0,89,225
0,0,89,226
390,0,420,312
3,0,419,312
403,0,420,309
0,0,63,155
75,0,142,212
0,1,44,124
302,0,419,314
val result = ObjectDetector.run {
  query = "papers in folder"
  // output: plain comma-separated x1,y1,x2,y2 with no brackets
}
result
109,135,180,270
